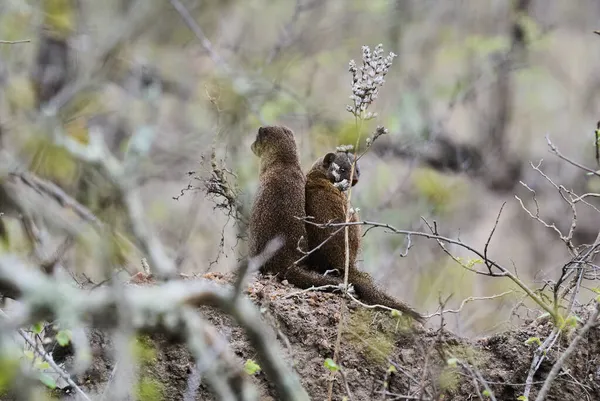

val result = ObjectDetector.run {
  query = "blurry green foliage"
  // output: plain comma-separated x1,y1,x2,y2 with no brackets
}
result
24,135,80,189
106,232,133,268
445,344,483,367
42,0,77,39
586,176,600,193
0,10,32,50
514,66,553,106
39,373,57,389
5,75,37,112
55,329,71,347
0,356,19,396
359,163,394,206
205,77,251,130
244,359,261,375
345,308,410,365
148,200,169,223
415,257,474,309
0,218,33,255
132,336,163,401
135,377,164,401
516,14,542,45
437,366,460,392
259,97,298,124
411,169,462,215
60,91,106,140
335,119,377,153
323,358,339,372
349,0,389,14
464,35,509,57
437,33,509,68
132,335,158,365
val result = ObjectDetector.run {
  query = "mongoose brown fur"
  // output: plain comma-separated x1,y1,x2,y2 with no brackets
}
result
305,151,424,322
247,126,345,289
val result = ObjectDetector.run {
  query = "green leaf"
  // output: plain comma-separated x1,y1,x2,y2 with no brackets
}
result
562,315,582,329
324,358,340,372
446,357,458,367
23,350,34,360
35,361,50,370
465,258,484,268
39,373,57,389
56,330,71,347
32,322,43,335
524,337,541,346
483,389,492,397
387,365,397,373
517,396,528,401
390,309,401,318
243,359,261,375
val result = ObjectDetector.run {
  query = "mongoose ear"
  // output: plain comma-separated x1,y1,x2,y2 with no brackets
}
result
323,153,336,168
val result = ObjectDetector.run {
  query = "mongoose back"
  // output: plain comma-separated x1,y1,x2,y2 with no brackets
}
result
305,151,423,322
248,126,346,289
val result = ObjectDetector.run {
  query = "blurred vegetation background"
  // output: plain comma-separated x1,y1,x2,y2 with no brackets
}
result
1,0,600,337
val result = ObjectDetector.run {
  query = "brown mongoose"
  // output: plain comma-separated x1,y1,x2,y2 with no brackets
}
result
247,126,346,289
305,151,424,322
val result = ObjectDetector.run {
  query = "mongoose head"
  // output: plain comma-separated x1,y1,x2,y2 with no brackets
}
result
251,125,298,160
318,151,360,189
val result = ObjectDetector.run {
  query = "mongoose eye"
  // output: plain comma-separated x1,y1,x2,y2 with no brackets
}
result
340,168,346,173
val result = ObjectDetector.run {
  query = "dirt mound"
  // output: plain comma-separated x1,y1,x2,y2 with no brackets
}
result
45,274,600,400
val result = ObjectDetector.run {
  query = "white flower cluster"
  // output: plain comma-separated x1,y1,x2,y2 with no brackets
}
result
335,144,354,153
366,125,389,148
346,44,397,117
349,207,360,215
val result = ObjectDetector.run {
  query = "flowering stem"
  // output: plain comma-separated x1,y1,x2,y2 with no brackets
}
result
343,113,363,291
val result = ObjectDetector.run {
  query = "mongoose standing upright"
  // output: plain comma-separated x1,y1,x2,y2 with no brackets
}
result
305,151,423,322
248,126,346,288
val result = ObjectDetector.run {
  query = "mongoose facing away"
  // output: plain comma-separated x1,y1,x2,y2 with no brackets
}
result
247,126,346,289
305,151,424,322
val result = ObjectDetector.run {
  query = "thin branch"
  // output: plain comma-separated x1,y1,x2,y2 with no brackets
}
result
233,236,283,301
425,291,514,318
308,218,557,320
546,135,600,177
0,311,91,401
522,328,561,399
0,39,31,44
167,0,231,75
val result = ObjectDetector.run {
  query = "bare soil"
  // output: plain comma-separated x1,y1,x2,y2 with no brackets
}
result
43,273,600,400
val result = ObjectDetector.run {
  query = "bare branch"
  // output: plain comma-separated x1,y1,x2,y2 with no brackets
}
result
0,39,31,44
546,135,600,177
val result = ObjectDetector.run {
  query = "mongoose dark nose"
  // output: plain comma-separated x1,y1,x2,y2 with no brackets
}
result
351,176,359,186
